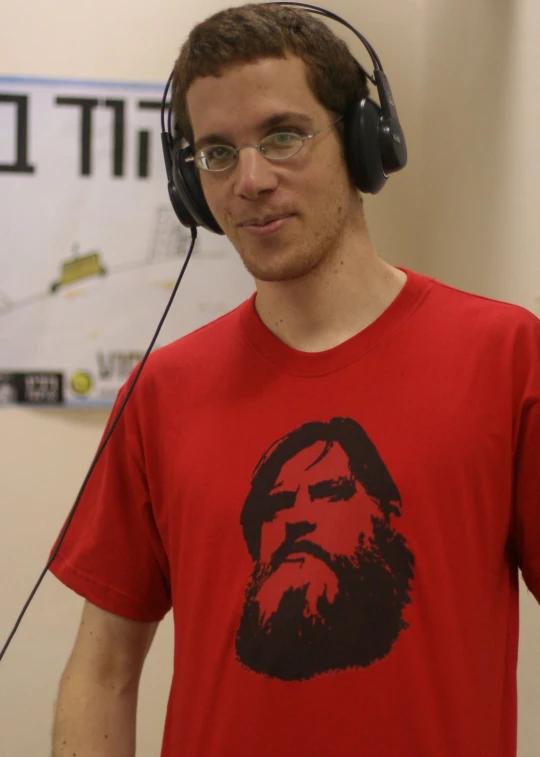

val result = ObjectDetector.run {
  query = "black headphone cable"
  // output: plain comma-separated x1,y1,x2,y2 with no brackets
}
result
0,225,197,664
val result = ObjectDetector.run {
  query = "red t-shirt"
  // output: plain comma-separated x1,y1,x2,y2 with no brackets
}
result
50,269,540,757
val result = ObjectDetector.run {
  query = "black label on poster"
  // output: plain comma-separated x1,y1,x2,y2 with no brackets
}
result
0,372,64,404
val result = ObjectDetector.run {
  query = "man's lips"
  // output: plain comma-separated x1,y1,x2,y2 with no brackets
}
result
237,213,295,237
238,212,293,227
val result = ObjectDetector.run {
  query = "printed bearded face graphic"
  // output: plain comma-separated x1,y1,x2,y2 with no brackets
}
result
236,418,415,681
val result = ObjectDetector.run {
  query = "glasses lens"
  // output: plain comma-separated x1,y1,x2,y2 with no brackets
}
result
196,145,236,171
259,132,303,160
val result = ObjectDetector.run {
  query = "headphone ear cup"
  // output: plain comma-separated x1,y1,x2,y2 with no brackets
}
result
345,97,387,194
172,146,224,234
166,180,199,229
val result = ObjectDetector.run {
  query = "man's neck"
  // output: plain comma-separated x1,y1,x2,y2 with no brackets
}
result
253,233,407,353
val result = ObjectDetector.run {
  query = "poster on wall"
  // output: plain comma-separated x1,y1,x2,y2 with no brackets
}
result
0,75,253,407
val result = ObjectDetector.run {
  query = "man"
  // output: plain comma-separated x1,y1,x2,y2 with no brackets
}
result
50,4,540,757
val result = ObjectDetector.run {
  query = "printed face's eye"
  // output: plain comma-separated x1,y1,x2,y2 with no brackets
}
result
267,490,297,514
309,477,356,502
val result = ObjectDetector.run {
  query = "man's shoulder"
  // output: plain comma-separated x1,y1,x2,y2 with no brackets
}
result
154,296,252,362
420,272,540,337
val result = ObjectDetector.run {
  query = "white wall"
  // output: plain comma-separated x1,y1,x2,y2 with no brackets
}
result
0,0,538,755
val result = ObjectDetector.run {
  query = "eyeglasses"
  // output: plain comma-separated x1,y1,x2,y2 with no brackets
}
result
186,116,343,172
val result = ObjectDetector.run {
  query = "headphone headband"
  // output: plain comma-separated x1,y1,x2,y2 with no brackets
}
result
266,2,382,79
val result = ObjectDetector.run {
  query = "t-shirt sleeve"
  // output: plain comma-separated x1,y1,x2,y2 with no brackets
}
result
513,313,540,602
49,384,171,622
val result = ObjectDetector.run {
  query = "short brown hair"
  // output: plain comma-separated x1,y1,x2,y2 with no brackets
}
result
171,3,369,145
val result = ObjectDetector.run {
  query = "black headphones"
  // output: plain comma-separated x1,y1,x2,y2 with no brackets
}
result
160,1,407,235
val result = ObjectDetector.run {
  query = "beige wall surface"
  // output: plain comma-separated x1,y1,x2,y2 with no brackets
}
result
419,4,540,755
0,0,538,755
420,0,540,312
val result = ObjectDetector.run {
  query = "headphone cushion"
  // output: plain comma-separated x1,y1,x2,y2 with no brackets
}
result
345,98,386,194
173,147,223,234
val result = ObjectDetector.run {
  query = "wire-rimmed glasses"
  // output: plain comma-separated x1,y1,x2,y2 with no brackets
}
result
185,116,343,172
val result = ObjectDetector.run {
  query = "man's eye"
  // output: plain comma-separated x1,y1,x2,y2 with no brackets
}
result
267,131,301,145
207,145,233,160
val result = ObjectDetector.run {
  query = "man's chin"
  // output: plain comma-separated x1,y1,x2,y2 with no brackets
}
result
233,238,325,284
241,255,310,283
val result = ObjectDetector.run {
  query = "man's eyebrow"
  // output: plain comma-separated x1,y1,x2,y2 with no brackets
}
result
193,111,314,152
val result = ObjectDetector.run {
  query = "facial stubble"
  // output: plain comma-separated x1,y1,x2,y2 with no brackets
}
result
232,193,352,284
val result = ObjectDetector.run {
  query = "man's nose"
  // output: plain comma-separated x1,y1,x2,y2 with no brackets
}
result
233,147,279,200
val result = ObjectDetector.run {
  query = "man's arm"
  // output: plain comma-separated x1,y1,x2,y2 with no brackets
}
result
52,600,159,757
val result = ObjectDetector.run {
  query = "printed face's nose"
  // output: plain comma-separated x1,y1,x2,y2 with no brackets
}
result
285,520,317,545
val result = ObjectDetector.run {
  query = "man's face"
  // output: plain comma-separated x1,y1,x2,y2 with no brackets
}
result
186,55,360,283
